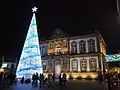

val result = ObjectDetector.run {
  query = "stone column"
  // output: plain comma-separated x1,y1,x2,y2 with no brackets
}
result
87,59,90,71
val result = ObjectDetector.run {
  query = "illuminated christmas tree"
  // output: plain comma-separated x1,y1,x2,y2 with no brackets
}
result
16,7,43,79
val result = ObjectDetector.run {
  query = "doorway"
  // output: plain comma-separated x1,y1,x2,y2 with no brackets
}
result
55,64,61,78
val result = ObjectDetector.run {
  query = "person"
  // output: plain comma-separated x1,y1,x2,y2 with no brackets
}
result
0,72,3,88
39,73,42,88
48,74,52,88
41,73,45,87
106,74,111,90
52,73,55,82
63,73,67,84
98,71,103,84
0,72,3,84
32,73,35,86
111,74,118,89
59,74,62,88
20,76,24,84
43,77,48,87
34,72,38,87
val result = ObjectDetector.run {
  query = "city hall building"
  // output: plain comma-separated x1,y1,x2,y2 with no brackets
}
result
40,28,107,80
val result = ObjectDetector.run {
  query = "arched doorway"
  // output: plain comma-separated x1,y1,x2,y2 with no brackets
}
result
54,60,61,78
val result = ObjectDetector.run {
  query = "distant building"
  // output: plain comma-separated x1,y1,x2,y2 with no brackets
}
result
40,28,107,80
0,56,18,73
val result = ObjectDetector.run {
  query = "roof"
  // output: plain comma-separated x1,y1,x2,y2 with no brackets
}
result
49,28,67,39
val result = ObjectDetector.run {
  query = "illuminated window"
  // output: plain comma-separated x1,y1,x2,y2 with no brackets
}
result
88,39,95,52
71,41,77,53
62,40,67,48
42,61,47,70
79,40,86,53
49,42,54,49
72,59,78,71
63,60,68,70
89,58,97,71
80,59,87,72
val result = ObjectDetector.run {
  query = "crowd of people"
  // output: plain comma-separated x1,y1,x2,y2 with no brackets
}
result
20,72,67,88
98,72,120,90
105,72,120,90
0,71,67,88
1,71,120,90
0,72,16,89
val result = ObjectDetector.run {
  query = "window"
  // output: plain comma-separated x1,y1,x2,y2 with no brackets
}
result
72,59,78,71
71,41,77,53
89,58,97,71
88,39,95,52
80,59,87,72
42,61,47,70
79,40,86,53
62,40,67,48
48,61,52,70
56,46,61,52
55,60,61,65
49,42,54,49
63,60,68,70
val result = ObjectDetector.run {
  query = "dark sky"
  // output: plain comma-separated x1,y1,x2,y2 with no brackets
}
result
0,0,119,57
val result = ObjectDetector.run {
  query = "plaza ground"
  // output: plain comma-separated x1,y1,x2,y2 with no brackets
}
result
4,80,120,90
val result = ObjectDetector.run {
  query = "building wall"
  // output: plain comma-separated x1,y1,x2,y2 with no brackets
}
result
40,32,106,79
47,38,68,55
1,62,17,69
40,44,48,56
69,36,98,54
70,56,99,72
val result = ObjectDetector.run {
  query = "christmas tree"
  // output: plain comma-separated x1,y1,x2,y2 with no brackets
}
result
16,7,43,79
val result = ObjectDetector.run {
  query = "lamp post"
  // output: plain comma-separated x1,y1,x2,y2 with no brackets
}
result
117,0,120,15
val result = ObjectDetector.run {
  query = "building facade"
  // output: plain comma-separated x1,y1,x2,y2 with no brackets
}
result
40,28,107,80
0,56,18,73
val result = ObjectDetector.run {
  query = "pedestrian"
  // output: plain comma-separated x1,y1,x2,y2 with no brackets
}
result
59,74,62,88
107,74,111,90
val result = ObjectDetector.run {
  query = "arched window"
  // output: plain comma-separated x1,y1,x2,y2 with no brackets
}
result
63,59,68,71
89,58,97,71
72,59,78,71
48,42,54,49
80,59,87,72
79,40,86,53
71,41,77,54
55,60,61,65
88,39,95,52
42,61,47,70
62,40,67,48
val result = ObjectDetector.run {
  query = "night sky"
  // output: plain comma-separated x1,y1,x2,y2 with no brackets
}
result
0,0,119,57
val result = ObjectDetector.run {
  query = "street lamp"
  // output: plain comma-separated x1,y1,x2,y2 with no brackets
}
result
0,68,4,72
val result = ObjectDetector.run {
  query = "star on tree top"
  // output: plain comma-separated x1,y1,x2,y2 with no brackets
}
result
32,7,38,12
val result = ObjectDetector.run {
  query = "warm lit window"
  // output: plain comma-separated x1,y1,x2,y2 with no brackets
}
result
72,59,78,71
49,42,54,49
79,40,86,53
89,58,97,71
62,40,67,48
71,41,77,53
80,59,87,72
88,39,95,52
